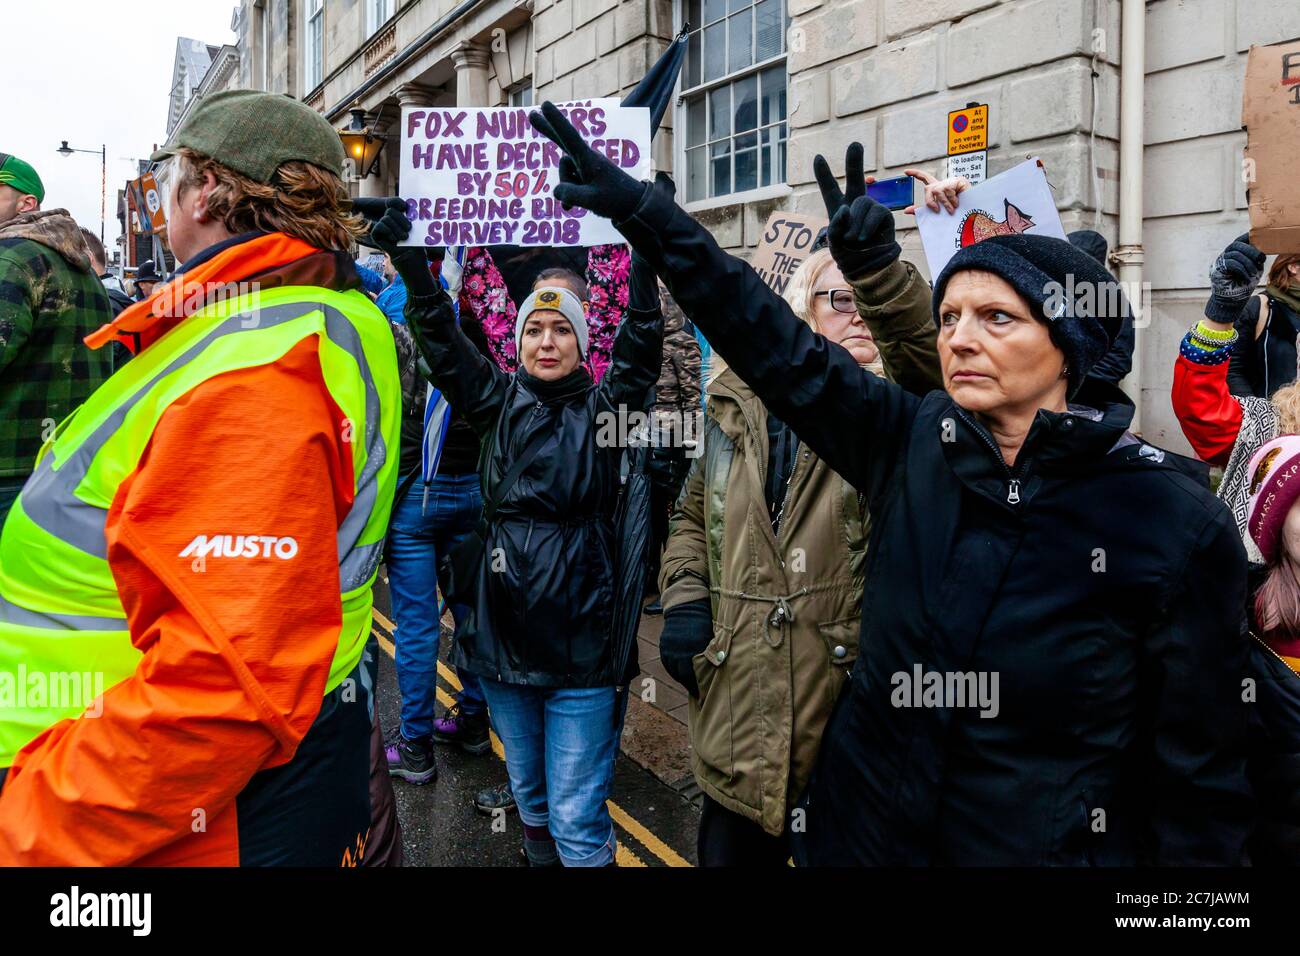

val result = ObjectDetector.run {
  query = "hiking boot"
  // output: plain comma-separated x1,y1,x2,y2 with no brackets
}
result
432,702,492,756
474,782,517,816
384,727,438,785
523,837,561,867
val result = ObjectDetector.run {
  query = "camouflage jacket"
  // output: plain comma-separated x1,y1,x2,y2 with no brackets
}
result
652,286,702,441
0,210,113,478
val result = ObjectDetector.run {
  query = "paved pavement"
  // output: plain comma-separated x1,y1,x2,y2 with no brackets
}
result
372,574,701,867
633,608,692,725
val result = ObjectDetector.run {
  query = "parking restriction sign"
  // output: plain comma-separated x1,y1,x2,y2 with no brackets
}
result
947,104,988,156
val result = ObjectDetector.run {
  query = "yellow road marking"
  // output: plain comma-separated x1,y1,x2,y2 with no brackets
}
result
436,659,463,692
616,844,647,867
607,801,691,868
373,608,686,867
372,608,398,634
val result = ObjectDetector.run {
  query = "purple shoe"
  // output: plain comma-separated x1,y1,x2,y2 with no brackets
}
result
432,703,492,756
384,727,438,785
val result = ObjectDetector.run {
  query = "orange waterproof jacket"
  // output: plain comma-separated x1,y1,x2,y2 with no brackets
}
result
0,233,398,865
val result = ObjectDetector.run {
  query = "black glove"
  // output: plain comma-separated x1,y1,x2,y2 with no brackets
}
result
629,250,659,313
813,143,900,280
358,197,438,298
350,196,398,230
658,597,712,697
528,101,650,224
1205,233,1266,325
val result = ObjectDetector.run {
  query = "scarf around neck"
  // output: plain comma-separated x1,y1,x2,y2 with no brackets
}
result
1267,283,1300,318
518,366,592,403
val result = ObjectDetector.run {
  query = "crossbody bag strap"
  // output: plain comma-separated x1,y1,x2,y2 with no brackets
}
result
480,427,551,527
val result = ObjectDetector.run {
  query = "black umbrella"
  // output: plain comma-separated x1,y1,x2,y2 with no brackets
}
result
609,439,654,687
623,24,689,140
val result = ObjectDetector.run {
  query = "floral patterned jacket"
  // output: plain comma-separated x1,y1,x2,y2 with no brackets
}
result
458,244,631,382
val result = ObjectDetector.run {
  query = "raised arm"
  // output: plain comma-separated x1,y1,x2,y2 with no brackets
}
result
850,259,943,395
527,103,921,494
1171,319,1244,466
849,165,956,397
1204,234,1266,398
600,247,664,412
366,199,508,436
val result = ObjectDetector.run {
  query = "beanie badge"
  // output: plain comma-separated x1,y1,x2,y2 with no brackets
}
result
1251,445,1285,495
534,290,561,309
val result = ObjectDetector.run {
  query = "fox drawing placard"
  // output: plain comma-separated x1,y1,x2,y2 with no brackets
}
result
915,158,1066,276
957,201,1036,248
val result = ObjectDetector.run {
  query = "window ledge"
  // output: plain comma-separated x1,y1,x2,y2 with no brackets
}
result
683,182,792,214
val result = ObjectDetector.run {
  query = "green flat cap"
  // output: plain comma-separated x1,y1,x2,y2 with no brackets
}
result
151,89,346,183
0,153,45,203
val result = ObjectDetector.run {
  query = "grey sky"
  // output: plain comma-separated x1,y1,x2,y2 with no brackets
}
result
0,0,238,254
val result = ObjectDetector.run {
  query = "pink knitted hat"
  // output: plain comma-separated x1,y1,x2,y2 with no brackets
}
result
1247,435,1300,563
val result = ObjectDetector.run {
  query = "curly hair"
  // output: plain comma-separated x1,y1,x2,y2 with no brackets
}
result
1271,381,1300,434
172,147,367,252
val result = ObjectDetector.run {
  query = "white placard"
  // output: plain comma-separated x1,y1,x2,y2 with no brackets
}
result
915,157,1065,277
399,100,651,248
947,150,987,185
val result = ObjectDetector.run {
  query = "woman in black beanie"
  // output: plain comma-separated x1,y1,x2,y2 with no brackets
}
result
531,103,1253,865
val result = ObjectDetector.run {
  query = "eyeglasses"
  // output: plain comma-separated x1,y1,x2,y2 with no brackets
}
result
814,289,856,314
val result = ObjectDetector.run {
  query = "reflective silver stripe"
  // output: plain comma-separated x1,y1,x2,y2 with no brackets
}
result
22,301,389,593
0,594,128,631
325,308,387,592
24,310,285,559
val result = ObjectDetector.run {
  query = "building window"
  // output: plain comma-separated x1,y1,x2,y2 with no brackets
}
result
305,0,324,92
367,0,394,35
509,83,534,107
679,0,788,204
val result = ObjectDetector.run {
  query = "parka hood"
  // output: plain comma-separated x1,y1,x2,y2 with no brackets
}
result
0,209,94,273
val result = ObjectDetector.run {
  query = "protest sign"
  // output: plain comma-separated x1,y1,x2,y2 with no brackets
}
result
1242,40,1300,253
751,210,829,296
399,99,651,248
130,172,165,235
914,157,1065,277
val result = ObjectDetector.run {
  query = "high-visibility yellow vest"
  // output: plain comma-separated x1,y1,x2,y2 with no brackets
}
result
0,285,401,764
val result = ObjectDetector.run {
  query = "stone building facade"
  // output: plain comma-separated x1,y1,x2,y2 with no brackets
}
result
231,0,1299,450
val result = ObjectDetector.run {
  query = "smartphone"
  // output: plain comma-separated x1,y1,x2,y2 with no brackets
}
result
866,175,914,211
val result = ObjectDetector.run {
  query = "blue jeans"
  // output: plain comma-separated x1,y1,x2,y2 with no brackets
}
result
479,680,621,867
386,472,484,740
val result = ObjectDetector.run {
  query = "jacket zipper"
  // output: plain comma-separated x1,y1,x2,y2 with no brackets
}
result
954,407,1032,505
773,451,802,542
503,401,543,682
1251,630,1300,677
